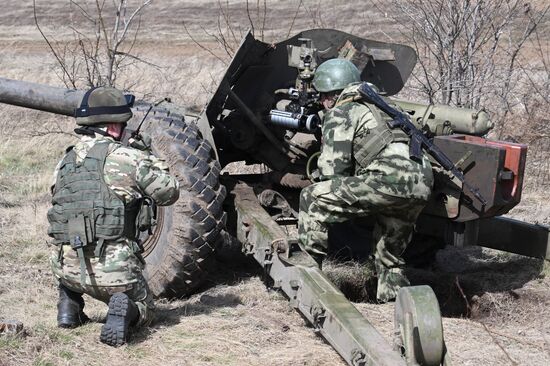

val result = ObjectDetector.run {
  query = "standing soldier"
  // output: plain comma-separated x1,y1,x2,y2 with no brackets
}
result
47,87,180,346
298,59,434,302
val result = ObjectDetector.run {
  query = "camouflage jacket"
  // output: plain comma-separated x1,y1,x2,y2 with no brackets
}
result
51,134,179,207
318,83,408,180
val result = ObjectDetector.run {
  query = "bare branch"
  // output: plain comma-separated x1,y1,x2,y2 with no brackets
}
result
182,21,228,66
211,17,235,59
115,0,151,50
113,50,161,69
480,323,518,365
33,0,76,88
70,0,96,22
116,11,142,70
218,0,239,46
286,0,303,39
261,0,267,42
95,0,110,57
245,0,255,37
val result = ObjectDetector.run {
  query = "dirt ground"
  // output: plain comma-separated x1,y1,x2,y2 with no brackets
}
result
1,1,549,365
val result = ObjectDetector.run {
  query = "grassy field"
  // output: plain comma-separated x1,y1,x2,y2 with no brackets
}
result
1,1,549,365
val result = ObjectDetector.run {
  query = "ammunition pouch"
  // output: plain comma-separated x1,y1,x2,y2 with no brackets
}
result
137,197,156,234
67,213,96,286
68,214,94,250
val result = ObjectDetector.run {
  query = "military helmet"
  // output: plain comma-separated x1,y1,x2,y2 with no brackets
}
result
312,59,361,93
74,87,134,126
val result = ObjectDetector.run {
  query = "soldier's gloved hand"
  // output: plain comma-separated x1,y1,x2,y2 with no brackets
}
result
129,133,152,152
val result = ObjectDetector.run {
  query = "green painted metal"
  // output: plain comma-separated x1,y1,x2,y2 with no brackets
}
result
395,286,445,366
312,58,361,92
0,77,85,116
231,181,407,366
392,99,494,136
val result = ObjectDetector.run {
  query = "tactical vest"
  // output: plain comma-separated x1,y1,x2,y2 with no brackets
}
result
335,91,410,170
47,141,139,253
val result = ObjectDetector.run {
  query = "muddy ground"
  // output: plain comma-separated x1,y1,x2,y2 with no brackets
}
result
1,1,549,365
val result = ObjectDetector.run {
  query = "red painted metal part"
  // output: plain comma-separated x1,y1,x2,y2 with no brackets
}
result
484,138,527,201
429,135,528,221
450,135,527,202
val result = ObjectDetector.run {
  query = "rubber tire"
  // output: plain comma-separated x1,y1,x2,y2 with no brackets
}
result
129,105,226,298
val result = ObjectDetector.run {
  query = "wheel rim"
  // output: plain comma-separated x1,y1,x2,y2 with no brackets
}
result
394,285,444,366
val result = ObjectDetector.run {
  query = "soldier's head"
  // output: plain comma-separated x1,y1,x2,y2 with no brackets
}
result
312,58,361,109
74,87,134,140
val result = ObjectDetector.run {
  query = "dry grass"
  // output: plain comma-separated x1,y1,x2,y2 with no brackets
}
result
1,1,550,365
322,259,377,302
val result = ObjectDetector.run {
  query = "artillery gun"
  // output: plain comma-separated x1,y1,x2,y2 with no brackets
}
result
1,29,549,366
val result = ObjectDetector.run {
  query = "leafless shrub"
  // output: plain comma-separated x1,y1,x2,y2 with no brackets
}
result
33,0,154,89
183,0,305,66
384,1,548,115
509,21,550,189
179,1,307,100
377,0,549,189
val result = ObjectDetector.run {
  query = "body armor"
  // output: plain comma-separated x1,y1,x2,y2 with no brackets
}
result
47,141,140,283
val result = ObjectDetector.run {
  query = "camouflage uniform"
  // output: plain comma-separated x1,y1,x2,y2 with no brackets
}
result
298,84,433,302
50,134,179,326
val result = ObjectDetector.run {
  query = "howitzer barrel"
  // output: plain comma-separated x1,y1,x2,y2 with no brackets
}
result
0,77,85,116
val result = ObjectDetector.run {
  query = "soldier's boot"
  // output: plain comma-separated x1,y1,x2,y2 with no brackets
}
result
300,241,326,269
57,284,90,328
100,293,139,347
376,268,410,303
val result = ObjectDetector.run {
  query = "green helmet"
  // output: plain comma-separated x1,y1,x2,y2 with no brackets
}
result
312,59,361,93
75,87,134,126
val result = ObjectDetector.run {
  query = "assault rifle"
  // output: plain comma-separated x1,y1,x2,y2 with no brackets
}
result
358,82,487,207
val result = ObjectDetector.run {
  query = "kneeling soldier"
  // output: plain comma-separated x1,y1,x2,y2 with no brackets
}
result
298,59,434,302
48,87,179,346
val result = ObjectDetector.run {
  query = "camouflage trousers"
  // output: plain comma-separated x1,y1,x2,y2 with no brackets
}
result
50,240,155,327
298,144,433,302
